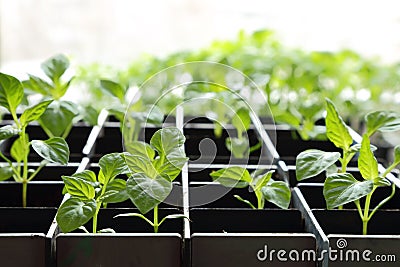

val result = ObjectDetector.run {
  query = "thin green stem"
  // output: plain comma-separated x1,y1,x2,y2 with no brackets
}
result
153,205,159,233
39,123,55,139
361,186,377,235
368,183,396,221
27,161,47,182
381,162,399,178
0,151,21,181
22,180,27,208
92,201,101,234
61,121,74,139
249,141,262,153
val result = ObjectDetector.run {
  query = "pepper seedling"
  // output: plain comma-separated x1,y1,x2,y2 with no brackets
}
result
56,153,130,233
296,98,400,234
0,73,70,207
115,127,189,233
210,166,291,209
24,54,98,138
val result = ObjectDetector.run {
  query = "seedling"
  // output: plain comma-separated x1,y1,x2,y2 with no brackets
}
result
0,73,70,207
115,127,188,233
210,166,291,209
56,153,130,233
296,98,400,234
99,79,164,143
226,107,261,159
24,54,98,138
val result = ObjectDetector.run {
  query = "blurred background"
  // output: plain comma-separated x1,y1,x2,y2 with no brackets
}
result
2,0,400,73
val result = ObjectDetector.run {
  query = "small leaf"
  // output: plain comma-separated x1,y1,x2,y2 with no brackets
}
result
323,173,373,209
365,111,400,136
0,73,24,114
99,153,128,184
373,177,391,187
11,135,30,162
102,178,129,203
231,107,251,135
126,173,172,214
56,198,97,233
0,165,13,181
23,74,52,95
150,127,185,157
261,181,291,209
358,134,378,180
210,166,251,188
225,137,249,159
0,125,20,140
155,155,188,181
41,54,69,83
62,176,95,200
100,80,126,102
124,154,158,178
125,141,155,160
251,170,273,191
38,101,78,137
31,137,70,165
296,149,341,181
20,100,53,127
325,98,353,150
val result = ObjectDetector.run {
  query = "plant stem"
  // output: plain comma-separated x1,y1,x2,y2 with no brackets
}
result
361,186,376,235
153,205,159,233
22,180,27,208
368,183,396,221
92,201,101,234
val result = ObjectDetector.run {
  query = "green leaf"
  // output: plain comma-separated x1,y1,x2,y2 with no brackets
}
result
225,137,249,159
99,153,128,184
296,149,341,181
38,101,78,137
31,137,69,165
323,173,374,209
358,134,378,180
231,107,251,135
325,98,353,151
0,73,24,114
252,170,274,191
62,176,95,200
373,177,391,187
393,145,400,165
150,127,185,157
102,178,129,203
56,198,97,233
41,54,69,82
365,111,400,136
261,181,291,209
155,156,188,181
23,74,52,95
100,80,126,102
210,166,251,188
0,164,13,181
126,173,172,214
20,100,53,127
0,125,20,140
71,170,97,184
125,141,155,160
124,154,158,178
79,105,99,126
11,135,29,162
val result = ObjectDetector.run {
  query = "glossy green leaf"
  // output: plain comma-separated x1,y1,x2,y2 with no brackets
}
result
102,178,129,203
225,137,249,159
100,80,125,102
210,166,251,188
150,127,185,157
126,173,172,214
56,198,97,233
0,73,24,114
358,134,378,180
0,125,20,140
41,54,69,82
11,135,29,162
71,170,97,184
231,107,251,135
365,111,400,136
296,149,340,181
31,137,69,165
125,141,155,160
99,153,128,184
252,170,274,191
262,181,291,209
124,154,158,178
0,165,13,181
38,101,78,137
325,98,353,150
323,173,373,209
20,100,53,127
62,176,95,200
